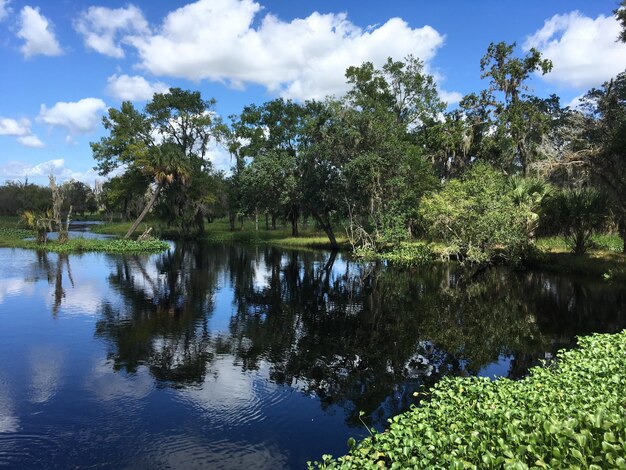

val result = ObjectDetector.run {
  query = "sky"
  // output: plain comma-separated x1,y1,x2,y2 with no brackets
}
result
0,0,625,185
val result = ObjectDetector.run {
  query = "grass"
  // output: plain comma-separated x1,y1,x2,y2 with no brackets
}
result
0,218,169,253
536,234,624,253
94,217,350,249
309,330,626,469
532,234,626,281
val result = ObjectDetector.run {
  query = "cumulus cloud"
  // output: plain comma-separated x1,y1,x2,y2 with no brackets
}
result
439,90,463,106
0,0,11,22
127,0,444,100
0,158,99,184
0,117,44,148
0,117,30,136
38,98,106,134
524,11,626,89
17,6,63,58
74,5,149,58
106,74,169,101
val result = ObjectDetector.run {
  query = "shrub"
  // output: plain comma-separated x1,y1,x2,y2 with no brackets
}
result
309,330,626,469
419,164,530,264
548,188,608,255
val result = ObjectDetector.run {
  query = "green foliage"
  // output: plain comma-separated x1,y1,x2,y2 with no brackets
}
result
548,188,608,255
353,242,434,267
537,234,624,254
309,330,626,469
38,238,169,253
0,180,52,216
419,164,530,264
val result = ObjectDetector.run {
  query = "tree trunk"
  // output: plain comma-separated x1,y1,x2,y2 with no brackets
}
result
124,182,162,240
312,211,338,249
290,206,299,237
265,213,269,230
271,214,277,230
228,211,236,230
255,209,259,232
618,214,626,255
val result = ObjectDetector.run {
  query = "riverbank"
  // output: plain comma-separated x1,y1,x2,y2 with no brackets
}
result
310,330,626,469
91,218,350,249
5,216,624,277
0,226,169,253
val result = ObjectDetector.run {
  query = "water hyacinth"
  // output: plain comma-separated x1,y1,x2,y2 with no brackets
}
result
310,331,626,469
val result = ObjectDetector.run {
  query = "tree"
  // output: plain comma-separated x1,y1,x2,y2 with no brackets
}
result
557,72,626,253
91,89,222,239
64,180,97,216
338,57,442,247
230,98,306,236
470,42,553,175
549,188,608,255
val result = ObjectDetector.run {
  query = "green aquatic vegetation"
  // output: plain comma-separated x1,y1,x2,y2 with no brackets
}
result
36,238,170,253
354,243,435,267
309,330,626,469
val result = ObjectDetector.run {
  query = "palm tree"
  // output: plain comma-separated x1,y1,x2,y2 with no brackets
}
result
123,143,189,239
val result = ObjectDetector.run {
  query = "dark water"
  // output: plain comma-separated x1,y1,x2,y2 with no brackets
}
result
0,242,624,469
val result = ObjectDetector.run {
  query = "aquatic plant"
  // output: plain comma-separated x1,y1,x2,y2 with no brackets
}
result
309,330,626,469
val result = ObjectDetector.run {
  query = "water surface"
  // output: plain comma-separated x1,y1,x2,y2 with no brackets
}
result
0,242,624,469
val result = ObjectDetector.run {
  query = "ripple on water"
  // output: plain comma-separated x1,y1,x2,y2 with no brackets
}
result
0,433,62,469
131,435,289,470
174,356,297,432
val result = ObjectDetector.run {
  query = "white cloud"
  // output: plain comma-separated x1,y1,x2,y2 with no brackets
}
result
0,158,99,184
17,135,44,148
439,90,463,106
17,6,63,58
38,98,106,134
0,117,30,136
106,74,169,101
524,11,626,89
74,5,149,58
127,0,444,100
0,117,44,148
0,0,11,22
566,94,585,109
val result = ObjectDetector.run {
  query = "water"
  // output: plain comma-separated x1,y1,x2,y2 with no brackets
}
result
0,242,624,469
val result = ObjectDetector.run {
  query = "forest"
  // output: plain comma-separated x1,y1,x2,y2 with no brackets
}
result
2,35,625,267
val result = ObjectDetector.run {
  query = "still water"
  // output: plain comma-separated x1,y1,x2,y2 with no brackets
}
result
0,242,624,469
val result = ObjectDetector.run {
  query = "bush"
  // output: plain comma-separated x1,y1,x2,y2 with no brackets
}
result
548,188,608,255
309,330,626,469
419,164,531,264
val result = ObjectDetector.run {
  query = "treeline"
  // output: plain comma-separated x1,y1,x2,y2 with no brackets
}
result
0,179,97,217
87,36,625,258
6,22,625,259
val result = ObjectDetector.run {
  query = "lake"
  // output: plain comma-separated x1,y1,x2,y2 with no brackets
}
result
0,242,625,469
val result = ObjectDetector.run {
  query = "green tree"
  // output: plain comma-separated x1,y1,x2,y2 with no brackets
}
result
91,89,222,238
470,42,553,175
338,57,441,248
230,98,306,236
560,71,626,253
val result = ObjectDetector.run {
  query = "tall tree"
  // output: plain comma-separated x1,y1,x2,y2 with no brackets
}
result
91,89,222,238
230,98,306,236
338,56,441,246
472,42,553,175
572,72,626,252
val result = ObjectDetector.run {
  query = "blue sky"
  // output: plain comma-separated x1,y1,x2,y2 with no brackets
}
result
0,0,625,185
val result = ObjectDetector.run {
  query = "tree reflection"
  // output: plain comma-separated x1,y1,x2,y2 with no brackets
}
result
94,242,626,427
95,243,228,385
